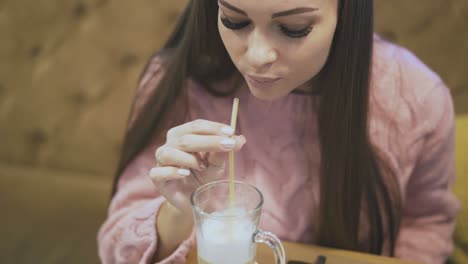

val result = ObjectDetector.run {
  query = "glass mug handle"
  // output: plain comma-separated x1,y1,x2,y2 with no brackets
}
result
253,229,286,264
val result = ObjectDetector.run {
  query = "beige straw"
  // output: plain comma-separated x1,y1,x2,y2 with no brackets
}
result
229,98,239,206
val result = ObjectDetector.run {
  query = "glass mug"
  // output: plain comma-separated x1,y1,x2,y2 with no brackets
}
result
191,180,286,264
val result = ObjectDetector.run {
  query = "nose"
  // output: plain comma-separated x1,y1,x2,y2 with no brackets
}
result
245,30,278,70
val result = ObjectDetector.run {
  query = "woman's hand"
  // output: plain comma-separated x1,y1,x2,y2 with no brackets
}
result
149,119,246,213
151,119,245,260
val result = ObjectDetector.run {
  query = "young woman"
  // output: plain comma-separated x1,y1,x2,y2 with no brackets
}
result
98,0,460,263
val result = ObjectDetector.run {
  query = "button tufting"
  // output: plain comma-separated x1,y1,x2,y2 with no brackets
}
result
29,45,42,58
69,91,88,106
28,129,48,145
120,53,138,68
73,2,88,18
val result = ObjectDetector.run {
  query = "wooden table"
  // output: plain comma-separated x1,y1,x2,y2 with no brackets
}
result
186,241,420,264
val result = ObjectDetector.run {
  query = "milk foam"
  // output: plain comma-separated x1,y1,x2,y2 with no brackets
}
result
197,208,256,264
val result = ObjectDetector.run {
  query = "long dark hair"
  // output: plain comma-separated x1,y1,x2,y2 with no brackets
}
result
112,0,401,255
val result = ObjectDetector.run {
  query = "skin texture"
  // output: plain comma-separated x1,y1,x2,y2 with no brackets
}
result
218,0,338,100
155,0,338,259
153,119,246,260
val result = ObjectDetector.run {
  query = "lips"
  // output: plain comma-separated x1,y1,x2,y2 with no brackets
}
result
246,75,281,82
245,74,282,89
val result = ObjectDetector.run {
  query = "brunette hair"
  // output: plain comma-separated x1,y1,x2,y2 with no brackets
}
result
112,0,401,255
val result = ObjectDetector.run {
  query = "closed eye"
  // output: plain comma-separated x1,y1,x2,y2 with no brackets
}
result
220,16,313,39
220,17,251,30
279,25,313,38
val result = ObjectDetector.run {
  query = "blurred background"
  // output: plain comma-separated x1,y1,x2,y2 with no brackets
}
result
0,0,467,263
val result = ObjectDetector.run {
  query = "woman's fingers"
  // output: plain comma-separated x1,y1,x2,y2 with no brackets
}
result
167,119,235,139
167,134,246,153
149,166,191,185
155,146,207,171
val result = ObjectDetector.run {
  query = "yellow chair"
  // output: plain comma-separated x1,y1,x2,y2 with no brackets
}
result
450,115,468,263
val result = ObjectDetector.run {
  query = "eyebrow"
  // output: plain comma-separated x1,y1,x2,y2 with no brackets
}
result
218,0,318,18
272,7,319,18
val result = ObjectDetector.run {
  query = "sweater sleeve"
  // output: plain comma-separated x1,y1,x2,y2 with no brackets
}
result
97,54,195,264
395,81,461,264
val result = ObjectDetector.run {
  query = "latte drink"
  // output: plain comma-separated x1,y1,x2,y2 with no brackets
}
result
196,208,257,264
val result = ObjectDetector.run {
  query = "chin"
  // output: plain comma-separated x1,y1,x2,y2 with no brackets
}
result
247,85,289,102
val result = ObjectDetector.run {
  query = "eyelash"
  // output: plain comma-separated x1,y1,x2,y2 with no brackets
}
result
220,17,313,39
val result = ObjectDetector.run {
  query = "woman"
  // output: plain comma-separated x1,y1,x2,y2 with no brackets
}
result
98,0,460,263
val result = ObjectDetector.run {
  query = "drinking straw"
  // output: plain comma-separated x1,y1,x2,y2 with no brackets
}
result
229,98,239,207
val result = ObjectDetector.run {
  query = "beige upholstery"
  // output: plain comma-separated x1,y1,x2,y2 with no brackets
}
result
450,115,468,263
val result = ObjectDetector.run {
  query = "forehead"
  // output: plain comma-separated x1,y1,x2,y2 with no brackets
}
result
221,0,328,10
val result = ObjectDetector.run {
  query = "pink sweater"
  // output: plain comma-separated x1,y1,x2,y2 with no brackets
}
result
98,37,460,264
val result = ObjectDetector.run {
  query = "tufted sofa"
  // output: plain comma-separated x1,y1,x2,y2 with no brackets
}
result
0,0,467,263
0,0,186,263
451,115,468,263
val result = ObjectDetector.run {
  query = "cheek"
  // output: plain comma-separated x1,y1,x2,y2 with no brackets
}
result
290,24,336,78
285,43,329,83
218,23,243,61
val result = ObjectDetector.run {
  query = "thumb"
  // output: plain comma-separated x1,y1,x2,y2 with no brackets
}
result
207,135,246,166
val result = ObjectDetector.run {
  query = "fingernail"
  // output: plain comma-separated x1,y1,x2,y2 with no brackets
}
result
178,169,191,177
221,126,234,136
199,162,207,170
220,138,236,148
240,136,246,145
149,167,158,178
